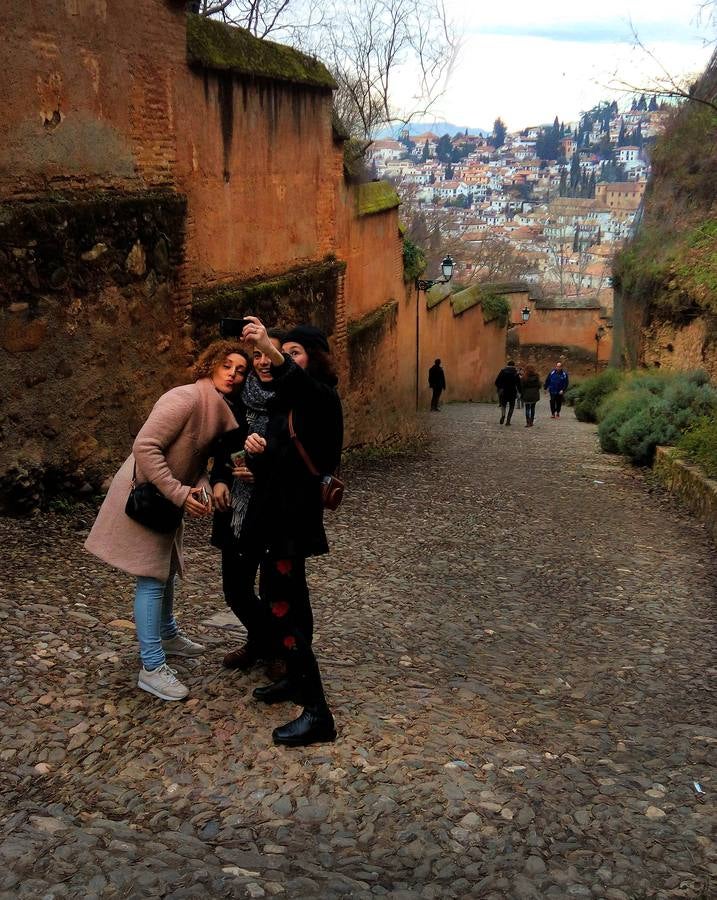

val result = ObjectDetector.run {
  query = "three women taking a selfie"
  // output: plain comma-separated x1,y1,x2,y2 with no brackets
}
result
85,316,343,747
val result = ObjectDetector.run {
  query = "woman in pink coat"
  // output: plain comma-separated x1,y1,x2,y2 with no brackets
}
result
85,341,248,701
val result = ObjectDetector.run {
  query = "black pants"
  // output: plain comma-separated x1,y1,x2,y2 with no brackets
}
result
499,398,515,422
222,546,315,655
262,553,326,708
549,394,564,416
430,387,443,410
524,402,536,423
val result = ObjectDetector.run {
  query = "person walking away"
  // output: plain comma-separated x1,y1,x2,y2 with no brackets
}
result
494,360,522,425
544,361,569,418
516,366,525,409
428,359,446,411
520,365,541,427
84,341,243,701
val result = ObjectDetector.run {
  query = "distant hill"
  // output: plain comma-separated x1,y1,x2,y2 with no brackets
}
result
375,121,488,139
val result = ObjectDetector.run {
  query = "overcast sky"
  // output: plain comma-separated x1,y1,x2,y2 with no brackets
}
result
394,0,714,130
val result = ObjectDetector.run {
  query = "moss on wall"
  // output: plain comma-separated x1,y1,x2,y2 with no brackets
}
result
191,257,345,340
347,300,398,385
347,300,398,343
356,181,401,216
187,14,336,90
450,284,511,325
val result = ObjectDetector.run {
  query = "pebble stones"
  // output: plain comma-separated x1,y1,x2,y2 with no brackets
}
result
0,403,714,898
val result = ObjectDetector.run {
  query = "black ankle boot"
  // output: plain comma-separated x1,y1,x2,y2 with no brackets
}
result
272,706,337,747
252,677,297,705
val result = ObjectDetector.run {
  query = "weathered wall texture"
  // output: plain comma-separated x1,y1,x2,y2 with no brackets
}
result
0,1,419,509
507,293,613,380
420,289,511,403
633,315,717,381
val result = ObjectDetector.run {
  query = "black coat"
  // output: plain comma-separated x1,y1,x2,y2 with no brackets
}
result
211,356,343,559
428,364,446,390
495,366,522,401
520,373,541,403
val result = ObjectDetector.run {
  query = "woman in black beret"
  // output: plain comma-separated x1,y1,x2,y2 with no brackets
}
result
231,317,343,746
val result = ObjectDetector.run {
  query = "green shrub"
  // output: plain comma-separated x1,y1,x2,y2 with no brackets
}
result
597,369,717,464
597,388,654,454
679,416,717,478
567,369,624,422
403,237,426,283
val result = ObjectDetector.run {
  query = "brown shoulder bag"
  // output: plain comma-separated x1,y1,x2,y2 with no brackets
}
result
288,411,345,511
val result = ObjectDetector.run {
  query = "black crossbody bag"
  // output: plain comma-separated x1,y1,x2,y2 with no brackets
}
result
125,461,184,533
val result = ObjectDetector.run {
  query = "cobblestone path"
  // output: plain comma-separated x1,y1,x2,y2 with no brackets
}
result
1,403,715,899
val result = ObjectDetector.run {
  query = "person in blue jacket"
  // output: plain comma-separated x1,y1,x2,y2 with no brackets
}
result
544,361,569,418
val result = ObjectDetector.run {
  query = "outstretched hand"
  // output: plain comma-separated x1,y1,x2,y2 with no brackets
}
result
241,316,284,365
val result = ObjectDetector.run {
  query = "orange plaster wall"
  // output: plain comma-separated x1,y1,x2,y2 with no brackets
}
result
420,294,507,404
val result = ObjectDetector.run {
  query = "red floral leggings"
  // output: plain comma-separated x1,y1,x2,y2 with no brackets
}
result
261,554,323,700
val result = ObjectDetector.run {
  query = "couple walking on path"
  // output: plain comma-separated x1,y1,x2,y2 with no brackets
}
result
495,360,569,426
84,316,342,748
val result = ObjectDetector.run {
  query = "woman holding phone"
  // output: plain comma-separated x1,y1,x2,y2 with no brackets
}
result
210,331,285,671
237,316,343,747
85,341,245,701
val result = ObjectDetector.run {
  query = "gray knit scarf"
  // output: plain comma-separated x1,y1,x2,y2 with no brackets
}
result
230,372,275,540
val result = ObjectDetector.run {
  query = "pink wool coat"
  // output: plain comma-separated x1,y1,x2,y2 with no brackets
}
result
85,378,237,580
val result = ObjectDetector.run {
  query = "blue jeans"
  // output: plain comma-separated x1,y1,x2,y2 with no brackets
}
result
134,571,179,670
525,402,536,423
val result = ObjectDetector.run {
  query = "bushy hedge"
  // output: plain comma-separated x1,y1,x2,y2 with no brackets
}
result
566,369,625,422
596,370,717,465
679,416,717,478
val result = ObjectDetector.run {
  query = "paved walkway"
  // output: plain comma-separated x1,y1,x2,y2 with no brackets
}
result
0,403,715,899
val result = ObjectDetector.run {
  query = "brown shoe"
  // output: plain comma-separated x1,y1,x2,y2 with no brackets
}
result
222,643,259,671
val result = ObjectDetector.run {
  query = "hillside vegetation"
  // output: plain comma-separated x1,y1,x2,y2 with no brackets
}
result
613,52,717,357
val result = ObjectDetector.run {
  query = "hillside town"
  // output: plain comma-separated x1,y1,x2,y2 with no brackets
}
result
369,97,670,316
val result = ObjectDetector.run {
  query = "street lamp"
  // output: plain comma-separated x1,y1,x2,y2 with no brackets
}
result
595,324,606,372
414,255,455,410
507,305,532,329
416,255,455,293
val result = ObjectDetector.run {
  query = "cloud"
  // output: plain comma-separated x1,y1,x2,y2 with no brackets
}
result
474,20,699,44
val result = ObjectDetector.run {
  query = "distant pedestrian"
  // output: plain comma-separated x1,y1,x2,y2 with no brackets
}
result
520,365,541,427
544,361,569,418
495,360,522,425
428,359,446,411
516,365,525,409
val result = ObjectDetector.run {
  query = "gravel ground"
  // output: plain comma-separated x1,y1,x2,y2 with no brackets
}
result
0,402,715,899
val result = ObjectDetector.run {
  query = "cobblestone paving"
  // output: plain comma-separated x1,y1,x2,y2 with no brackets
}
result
1,403,716,899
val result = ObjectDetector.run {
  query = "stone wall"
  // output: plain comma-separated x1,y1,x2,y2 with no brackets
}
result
419,285,511,403
0,192,187,511
0,1,417,509
508,293,614,380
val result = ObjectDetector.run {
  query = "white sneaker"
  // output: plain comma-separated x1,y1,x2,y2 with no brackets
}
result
161,629,205,658
138,664,189,701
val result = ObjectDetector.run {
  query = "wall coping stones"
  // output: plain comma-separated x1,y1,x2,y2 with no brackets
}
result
186,14,336,90
653,445,717,545
356,182,401,217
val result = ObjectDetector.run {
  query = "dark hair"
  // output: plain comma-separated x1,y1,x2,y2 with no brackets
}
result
268,326,287,343
525,365,537,377
507,359,515,367
434,358,441,365
194,341,248,380
306,347,338,384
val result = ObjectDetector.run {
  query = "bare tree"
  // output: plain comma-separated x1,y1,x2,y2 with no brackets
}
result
200,0,458,142
607,20,717,113
325,0,457,142
197,0,325,41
